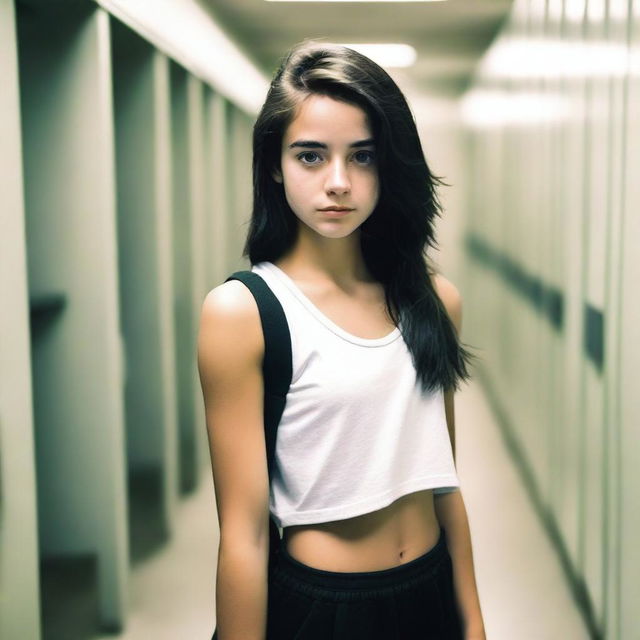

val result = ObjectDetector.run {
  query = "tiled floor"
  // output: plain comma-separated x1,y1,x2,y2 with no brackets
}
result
91,379,590,640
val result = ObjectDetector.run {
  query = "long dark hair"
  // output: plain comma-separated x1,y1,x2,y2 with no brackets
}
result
243,39,477,393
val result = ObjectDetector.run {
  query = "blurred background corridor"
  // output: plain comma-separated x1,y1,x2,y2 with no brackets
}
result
1,0,638,638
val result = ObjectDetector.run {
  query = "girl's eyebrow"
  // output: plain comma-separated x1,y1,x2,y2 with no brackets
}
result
287,138,375,150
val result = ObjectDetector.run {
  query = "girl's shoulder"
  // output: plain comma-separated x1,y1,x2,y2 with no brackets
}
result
198,280,265,369
430,273,462,335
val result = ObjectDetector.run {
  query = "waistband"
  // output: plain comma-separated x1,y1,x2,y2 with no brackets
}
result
271,526,448,592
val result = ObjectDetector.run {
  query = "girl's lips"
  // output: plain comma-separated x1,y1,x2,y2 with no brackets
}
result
318,208,353,216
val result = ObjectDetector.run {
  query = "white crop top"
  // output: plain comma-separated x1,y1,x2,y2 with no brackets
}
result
251,261,460,528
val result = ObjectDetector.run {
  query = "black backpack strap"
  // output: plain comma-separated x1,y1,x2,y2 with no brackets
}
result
212,270,292,639
226,272,291,544
224,270,293,480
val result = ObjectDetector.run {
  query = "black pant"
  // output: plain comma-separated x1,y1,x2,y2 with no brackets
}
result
264,526,464,639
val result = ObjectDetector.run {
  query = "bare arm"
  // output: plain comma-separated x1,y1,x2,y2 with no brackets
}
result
433,275,486,639
197,281,271,640
434,490,484,638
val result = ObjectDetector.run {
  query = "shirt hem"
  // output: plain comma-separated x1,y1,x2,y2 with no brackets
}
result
272,475,460,528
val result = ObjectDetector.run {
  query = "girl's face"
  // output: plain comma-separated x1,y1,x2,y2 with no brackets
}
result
274,94,379,240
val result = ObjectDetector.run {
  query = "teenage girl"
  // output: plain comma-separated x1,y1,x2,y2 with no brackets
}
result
198,40,486,639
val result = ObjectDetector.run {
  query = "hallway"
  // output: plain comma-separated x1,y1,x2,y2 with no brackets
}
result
92,379,591,640
4,2,638,638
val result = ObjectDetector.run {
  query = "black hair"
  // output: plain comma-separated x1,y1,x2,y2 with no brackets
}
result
243,38,477,393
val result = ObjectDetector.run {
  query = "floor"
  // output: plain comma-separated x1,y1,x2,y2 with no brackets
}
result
85,379,590,640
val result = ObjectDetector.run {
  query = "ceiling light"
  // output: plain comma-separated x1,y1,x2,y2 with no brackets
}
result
266,1,446,3
338,43,417,68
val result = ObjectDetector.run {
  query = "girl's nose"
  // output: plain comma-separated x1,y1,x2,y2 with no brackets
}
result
325,159,351,194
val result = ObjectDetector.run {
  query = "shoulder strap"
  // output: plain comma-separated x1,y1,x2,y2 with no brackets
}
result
223,270,292,569
224,270,293,478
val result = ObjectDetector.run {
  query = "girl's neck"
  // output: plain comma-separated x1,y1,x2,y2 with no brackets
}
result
276,225,374,285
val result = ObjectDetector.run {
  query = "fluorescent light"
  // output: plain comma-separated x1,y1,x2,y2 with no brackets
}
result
481,38,629,79
460,89,571,127
338,43,417,68
266,1,445,3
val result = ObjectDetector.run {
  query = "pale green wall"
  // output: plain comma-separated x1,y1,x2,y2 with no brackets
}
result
461,1,640,637
0,0,40,637
0,1,258,636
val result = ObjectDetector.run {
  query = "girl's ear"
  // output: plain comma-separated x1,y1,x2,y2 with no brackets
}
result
272,167,283,183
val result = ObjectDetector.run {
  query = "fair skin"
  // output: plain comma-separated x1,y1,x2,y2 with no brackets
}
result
271,94,379,286
276,94,485,637
198,94,485,639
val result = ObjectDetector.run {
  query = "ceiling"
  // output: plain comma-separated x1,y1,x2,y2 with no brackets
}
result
203,0,513,99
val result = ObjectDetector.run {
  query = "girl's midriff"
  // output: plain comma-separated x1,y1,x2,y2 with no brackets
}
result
282,488,441,572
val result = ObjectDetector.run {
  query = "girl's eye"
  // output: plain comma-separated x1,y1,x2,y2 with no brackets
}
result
297,151,322,165
296,150,375,166
354,150,375,165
